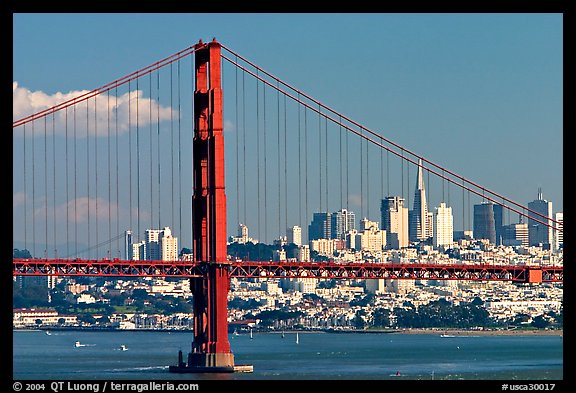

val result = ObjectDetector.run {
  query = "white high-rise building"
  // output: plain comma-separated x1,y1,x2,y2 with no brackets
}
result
554,212,563,250
527,188,553,247
287,225,302,246
238,224,249,244
434,202,453,248
381,196,409,249
160,227,179,261
357,218,386,252
131,241,146,260
131,227,178,261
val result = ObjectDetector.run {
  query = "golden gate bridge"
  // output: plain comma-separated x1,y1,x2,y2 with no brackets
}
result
13,39,563,373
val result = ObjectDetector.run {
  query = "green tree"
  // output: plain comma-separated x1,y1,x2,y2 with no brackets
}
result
77,313,96,325
13,249,33,258
353,310,367,329
98,315,111,325
373,308,391,328
531,315,549,329
131,288,149,300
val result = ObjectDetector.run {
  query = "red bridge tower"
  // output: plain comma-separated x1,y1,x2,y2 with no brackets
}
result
169,39,247,373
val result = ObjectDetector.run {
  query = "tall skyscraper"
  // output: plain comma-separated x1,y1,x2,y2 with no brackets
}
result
527,189,553,247
409,159,433,243
308,212,331,241
473,202,496,244
434,202,453,248
331,209,356,240
554,212,563,250
493,203,504,245
381,196,409,249
287,225,302,246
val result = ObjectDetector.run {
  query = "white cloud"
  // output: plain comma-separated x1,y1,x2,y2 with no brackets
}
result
349,194,363,209
53,197,121,223
13,191,26,208
13,82,175,137
224,119,235,133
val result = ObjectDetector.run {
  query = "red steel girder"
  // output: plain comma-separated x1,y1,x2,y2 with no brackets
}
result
13,258,563,283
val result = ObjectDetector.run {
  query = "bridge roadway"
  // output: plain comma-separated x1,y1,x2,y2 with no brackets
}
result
13,258,562,283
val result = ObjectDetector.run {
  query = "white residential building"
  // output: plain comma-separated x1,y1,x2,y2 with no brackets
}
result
434,202,454,248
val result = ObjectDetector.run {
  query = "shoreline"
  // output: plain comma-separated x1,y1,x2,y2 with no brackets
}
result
392,328,563,336
13,326,563,336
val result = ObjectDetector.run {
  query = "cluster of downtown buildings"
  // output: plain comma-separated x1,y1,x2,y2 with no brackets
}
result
231,161,563,261
14,161,563,330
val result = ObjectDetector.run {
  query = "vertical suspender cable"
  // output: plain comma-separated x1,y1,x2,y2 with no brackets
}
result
32,120,35,257
108,91,112,257
340,118,343,210
360,127,363,219
386,149,389,197
44,117,48,257
52,113,56,257
304,107,308,238
149,73,154,242
318,104,322,213
325,117,328,215
277,82,281,238
256,70,261,241
401,149,404,201
462,178,465,232
23,124,27,253
65,110,69,257
263,82,267,243
87,100,91,258
95,96,99,258
157,71,161,230
346,120,349,210
380,136,383,200
136,77,141,245
297,94,302,232
115,87,120,257
407,160,410,218
366,128,369,219
178,59,182,242
283,93,288,232
242,69,247,225
128,81,133,239
74,106,77,257
235,56,240,228
170,63,174,233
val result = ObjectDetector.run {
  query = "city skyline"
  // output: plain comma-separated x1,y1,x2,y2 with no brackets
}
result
13,13,562,254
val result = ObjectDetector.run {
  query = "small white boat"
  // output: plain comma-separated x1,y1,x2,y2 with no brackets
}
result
250,329,253,339
119,345,128,351
45,331,52,336
74,341,83,348
296,332,299,344
233,329,239,336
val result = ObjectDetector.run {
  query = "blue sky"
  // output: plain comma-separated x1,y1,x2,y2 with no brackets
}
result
13,13,562,253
